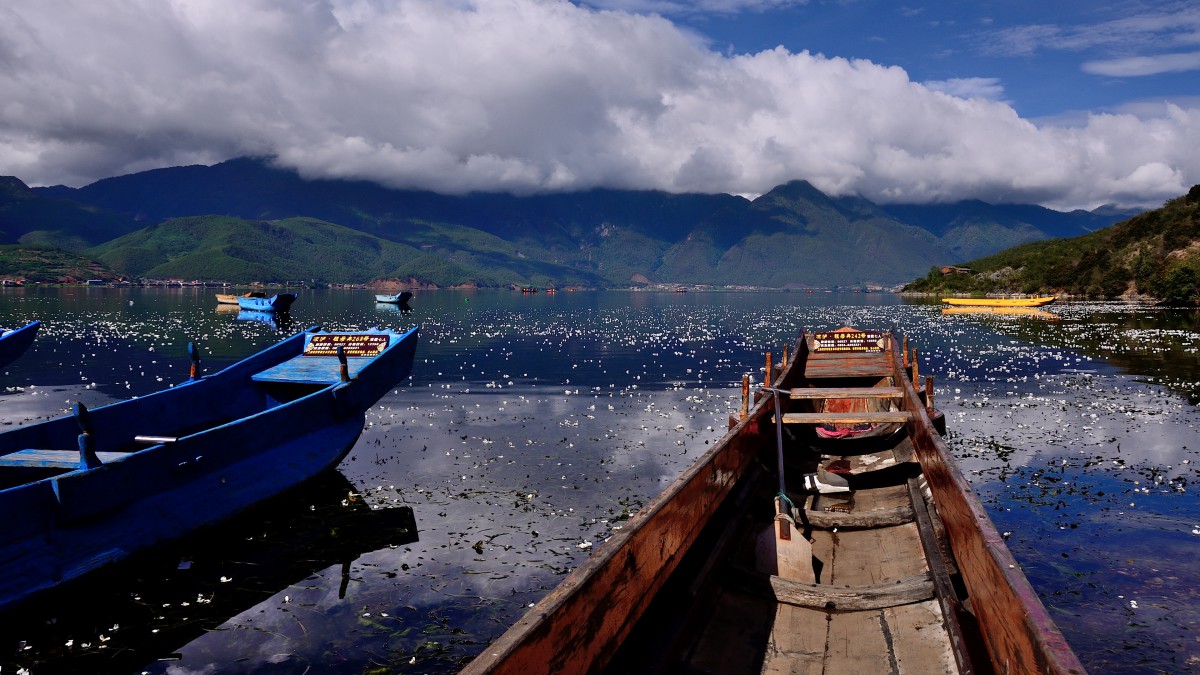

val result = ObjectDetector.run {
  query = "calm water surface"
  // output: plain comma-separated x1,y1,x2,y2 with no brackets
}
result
0,288,1197,674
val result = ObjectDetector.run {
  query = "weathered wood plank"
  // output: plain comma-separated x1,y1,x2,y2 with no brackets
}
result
782,411,912,424
815,521,928,587
824,610,895,673
736,567,936,610
763,602,828,675
887,600,959,675
804,351,895,379
787,386,903,399
799,503,914,529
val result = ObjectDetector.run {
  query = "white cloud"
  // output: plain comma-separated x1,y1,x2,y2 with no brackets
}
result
923,77,1007,102
0,0,1197,209
1083,50,1200,76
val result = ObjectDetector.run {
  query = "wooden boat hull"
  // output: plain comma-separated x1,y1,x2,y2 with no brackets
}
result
0,325,418,610
237,293,297,312
216,291,266,305
0,321,39,370
941,296,1057,307
463,327,1083,675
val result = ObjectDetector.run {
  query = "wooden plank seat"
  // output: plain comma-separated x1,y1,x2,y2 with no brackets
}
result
797,503,915,529
780,411,912,424
804,354,895,379
0,449,129,469
251,357,358,385
787,386,903,399
733,567,936,610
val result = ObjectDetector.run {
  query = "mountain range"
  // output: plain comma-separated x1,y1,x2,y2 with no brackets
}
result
0,157,1139,288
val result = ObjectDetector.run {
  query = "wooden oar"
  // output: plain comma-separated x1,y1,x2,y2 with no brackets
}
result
755,388,814,582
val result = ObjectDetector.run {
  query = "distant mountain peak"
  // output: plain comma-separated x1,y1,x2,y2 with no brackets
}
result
0,176,32,198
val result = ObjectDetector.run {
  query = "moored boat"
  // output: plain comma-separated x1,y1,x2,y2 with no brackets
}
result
215,291,266,304
463,326,1084,674
0,320,40,370
0,324,419,611
374,291,414,304
941,295,1057,307
237,292,297,312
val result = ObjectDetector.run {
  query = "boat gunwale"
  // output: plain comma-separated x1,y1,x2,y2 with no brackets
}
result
0,320,40,369
460,338,808,675
893,340,1086,675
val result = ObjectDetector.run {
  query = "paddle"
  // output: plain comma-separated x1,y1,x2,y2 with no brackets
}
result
755,388,814,582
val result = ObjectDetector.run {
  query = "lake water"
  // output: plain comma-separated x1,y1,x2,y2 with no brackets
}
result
0,287,1197,674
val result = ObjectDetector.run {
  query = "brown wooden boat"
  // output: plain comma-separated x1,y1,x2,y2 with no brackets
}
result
462,327,1085,675
214,291,266,304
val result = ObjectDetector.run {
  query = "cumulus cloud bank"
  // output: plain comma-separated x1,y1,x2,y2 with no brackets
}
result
1,0,1197,209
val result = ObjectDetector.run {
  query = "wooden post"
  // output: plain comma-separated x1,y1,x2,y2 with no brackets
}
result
740,374,750,420
781,344,789,369
337,346,350,383
188,341,200,381
902,335,910,367
764,351,773,389
911,349,919,385
925,375,935,411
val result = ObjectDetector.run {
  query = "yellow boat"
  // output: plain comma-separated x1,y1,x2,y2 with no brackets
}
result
940,295,1057,308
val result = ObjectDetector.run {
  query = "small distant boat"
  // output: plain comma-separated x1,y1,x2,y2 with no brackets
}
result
941,295,1057,307
463,326,1083,675
237,293,297,312
0,324,419,610
215,291,266,305
374,291,414,304
0,321,40,370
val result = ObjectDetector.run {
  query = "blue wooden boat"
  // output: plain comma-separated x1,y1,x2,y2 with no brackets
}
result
374,291,413,304
0,324,418,610
237,293,297,312
0,321,39,370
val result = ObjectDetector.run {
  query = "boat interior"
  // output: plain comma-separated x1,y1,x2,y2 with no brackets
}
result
605,333,985,674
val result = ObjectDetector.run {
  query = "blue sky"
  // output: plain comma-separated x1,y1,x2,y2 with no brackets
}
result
0,0,1197,209
673,0,1200,120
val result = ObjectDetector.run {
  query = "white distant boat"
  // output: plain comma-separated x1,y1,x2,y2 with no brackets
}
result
375,291,413,304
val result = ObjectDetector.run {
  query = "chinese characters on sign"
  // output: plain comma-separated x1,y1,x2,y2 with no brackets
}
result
812,330,886,353
304,333,390,357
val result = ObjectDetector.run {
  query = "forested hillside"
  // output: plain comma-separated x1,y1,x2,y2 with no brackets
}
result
905,186,1200,304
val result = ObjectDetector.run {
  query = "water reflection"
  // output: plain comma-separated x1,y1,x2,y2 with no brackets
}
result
0,290,1195,673
234,308,293,331
0,471,418,674
941,305,1060,321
